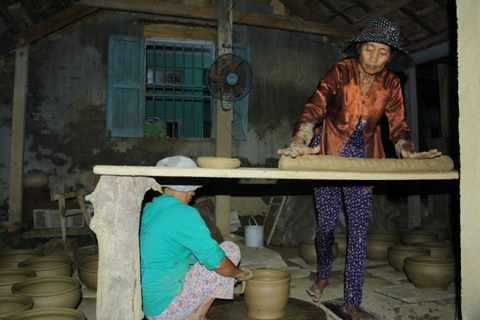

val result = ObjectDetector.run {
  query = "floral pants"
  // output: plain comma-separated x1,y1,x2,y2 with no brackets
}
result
311,118,373,306
146,241,240,320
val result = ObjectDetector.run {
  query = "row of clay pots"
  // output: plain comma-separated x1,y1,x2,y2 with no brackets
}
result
298,240,339,266
0,250,98,319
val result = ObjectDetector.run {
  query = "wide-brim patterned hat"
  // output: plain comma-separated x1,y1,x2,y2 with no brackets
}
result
156,156,199,192
342,17,412,71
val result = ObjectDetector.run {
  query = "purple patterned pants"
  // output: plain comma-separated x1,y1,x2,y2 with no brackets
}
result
311,118,373,306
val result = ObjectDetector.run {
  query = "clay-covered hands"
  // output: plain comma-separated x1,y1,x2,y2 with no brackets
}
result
236,267,253,282
401,149,442,159
277,144,321,158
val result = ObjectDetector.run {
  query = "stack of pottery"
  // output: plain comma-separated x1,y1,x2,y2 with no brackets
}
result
366,239,397,261
412,226,448,242
403,256,456,290
387,246,430,272
334,233,347,258
242,269,290,319
413,242,453,258
0,269,36,294
3,307,86,320
18,256,73,278
0,294,34,319
11,276,82,309
400,230,438,246
77,255,98,290
298,240,339,265
0,250,42,269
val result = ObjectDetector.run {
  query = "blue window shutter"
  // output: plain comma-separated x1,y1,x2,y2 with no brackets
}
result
107,35,145,137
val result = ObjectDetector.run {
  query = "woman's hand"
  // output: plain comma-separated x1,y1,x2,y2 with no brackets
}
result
277,144,321,158
401,149,442,159
236,267,253,282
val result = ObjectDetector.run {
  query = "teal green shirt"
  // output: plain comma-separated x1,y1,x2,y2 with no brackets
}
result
140,194,225,317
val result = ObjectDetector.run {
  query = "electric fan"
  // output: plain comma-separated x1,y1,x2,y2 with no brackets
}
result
206,53,254,102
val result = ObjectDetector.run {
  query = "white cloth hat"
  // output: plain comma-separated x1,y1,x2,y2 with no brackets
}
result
156,156,199,192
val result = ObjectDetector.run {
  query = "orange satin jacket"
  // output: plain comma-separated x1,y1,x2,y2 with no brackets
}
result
293,58,413,159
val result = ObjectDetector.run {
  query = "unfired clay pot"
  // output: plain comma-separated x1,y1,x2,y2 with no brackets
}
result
3,307,85,320
78,255,98,290
387,246,431,272
0,268,36,294
11,276,81,309
400,230,438,246
298,240,338,265
366,239,397,261
197,157,241,169
367,230,400,245
0,294,34,319
242,269,291,320
22,174,49,189
334,233,347,258
413,242,453,258
18,256,72,278
412,226,448,242
403,257,455,291
0,250,42,269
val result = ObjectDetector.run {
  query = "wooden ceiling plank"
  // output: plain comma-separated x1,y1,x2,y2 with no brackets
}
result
404,30,450,53
18,0,42,24
278,0,321,21
314,0,354,24
75,0,347,37
349,0,373,14
12,6,98,46
0,2,20,33
342,0,416,34
400,7,438,35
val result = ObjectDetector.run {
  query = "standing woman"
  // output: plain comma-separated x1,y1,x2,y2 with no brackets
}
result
140,156,252,320
278,17,440,320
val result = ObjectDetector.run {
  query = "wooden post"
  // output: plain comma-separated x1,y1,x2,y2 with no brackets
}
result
214,0,234,236
404,67,422,229
9,44,30,223
86,176,158,320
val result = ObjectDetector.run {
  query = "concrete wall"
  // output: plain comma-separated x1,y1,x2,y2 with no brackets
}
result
457,2,480,318
0,2,338,201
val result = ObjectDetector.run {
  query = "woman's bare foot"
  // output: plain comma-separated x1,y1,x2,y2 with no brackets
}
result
306,279,328,302
344,305,373,320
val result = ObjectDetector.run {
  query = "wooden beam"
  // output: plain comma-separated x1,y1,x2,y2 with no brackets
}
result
75,0,346,37
404,30,450,53
278,0,322,21
342,0,415,35
12,6,98,45
9,44,30,223
0,2,21,33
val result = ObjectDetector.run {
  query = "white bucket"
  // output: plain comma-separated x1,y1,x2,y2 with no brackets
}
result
245,217,264,248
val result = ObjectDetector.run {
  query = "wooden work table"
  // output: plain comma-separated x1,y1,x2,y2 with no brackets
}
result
87,165,458,320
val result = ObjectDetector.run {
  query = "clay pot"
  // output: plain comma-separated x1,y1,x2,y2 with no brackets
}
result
334,233,347,258
22,174,49,189
366,239,397,261
412,226,448,242
242,269,291,319
78,255,98,290
0,294,34,319
403,257,455,291
367,230,400,245
413,242,453,258
400,230,438,246
0,268,36,294
2,308,85,320
298,240,338,265
0,250,42,269
197,157,241,169
11,276,81,309
387,246,431,272
18,256,72,278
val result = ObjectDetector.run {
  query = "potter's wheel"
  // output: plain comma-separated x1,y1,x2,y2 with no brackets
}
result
207,296,327,320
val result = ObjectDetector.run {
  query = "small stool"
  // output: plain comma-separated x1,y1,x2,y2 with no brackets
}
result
54,191,91,245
